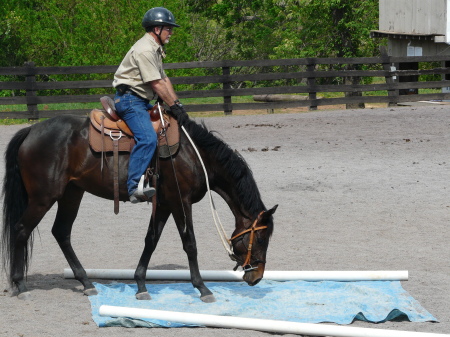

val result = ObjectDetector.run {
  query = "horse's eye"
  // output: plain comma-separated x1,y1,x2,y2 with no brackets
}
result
257,237,266,245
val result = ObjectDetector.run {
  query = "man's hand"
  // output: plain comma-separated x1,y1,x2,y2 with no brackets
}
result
169,101,189,125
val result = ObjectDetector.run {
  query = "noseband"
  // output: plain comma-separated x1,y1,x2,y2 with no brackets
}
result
229,211,267,272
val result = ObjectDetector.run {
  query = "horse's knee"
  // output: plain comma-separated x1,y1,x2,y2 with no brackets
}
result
182,242,198,257
51,227,69,243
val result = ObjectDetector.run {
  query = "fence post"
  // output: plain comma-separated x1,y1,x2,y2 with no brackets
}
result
222,66,232,115
24,61,39,119
380,47,397,107
443,60,450,92
345,64,365,110
306,60,317,111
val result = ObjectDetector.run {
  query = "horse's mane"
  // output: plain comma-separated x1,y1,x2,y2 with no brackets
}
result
184,119,267,220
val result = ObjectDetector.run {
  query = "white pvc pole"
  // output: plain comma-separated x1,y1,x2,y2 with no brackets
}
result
64,269,408,281
99,305,447,337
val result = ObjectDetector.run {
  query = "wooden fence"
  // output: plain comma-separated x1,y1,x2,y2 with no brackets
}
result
1,54,450,119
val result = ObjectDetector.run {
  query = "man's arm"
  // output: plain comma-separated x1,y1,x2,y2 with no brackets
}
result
150,77,178,106
150,76,188,124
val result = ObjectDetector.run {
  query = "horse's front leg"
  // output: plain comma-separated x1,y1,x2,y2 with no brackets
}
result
134,208,171,300
173,207,216,303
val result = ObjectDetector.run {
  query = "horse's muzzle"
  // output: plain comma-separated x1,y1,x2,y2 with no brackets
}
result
242,263,265,286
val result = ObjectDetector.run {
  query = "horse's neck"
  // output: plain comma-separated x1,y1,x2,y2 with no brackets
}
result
208,164,256,224
184,123,262,222
212,185,249,220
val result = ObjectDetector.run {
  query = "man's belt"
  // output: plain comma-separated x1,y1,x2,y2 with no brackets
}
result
116,84,131,95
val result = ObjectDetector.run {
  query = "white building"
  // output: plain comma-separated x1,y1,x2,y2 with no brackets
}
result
371,0,450,94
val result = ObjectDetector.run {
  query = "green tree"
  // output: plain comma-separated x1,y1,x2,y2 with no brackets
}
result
186,0,379,60
0,0,195,96
0,0,193,67
186,0,287,60
270,0,380,59
288,0,380,108
1,0,380,67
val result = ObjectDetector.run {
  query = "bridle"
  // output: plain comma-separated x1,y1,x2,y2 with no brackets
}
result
229,211,267,272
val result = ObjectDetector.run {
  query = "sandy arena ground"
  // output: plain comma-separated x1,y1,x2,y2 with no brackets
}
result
0,105,449,336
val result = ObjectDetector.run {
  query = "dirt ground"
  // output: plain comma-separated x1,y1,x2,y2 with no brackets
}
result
0,105,449,337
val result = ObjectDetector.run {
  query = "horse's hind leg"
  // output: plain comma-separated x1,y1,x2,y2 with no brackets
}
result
11,199,54,299
51,184,97,295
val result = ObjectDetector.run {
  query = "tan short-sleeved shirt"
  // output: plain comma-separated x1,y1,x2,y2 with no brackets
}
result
113,33,167,100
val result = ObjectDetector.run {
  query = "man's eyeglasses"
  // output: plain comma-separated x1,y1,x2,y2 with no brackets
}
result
163,27,174,33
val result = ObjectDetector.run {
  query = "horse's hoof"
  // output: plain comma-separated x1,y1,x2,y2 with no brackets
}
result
200,294,216,303
84,288,98,296
136,292,152,300
17,291,31,300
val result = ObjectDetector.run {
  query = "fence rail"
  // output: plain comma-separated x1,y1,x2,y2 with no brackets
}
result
1,53,450,119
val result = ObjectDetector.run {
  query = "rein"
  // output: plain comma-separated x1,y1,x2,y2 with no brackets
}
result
181,125,235,258
181,126,267,271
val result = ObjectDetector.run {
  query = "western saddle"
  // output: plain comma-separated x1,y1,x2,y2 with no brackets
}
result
89,96,180,214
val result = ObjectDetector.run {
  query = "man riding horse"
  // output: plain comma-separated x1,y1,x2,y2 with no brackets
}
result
113,7,187,203
1,7,277,302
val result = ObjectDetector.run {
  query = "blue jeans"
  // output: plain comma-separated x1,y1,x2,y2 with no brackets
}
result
114,91,157,196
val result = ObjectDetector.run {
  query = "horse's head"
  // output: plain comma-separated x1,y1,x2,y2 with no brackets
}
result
230,205,278,286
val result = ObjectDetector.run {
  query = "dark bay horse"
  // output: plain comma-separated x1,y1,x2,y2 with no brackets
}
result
2,114,277,302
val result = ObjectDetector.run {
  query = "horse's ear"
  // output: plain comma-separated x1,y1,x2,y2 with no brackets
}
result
261,204,278,220
268,204,278,215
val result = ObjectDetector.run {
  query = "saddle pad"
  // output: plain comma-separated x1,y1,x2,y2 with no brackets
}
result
157,115,180,158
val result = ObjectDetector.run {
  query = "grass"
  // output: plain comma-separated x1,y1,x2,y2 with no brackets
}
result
0,118,33,125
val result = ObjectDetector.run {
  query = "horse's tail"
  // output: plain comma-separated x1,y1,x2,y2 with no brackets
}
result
2,126,32,286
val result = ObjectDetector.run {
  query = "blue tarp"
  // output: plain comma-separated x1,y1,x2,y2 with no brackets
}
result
89,280,437,328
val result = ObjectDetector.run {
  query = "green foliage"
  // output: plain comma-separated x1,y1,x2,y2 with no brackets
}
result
1,0,381,65
1,0,383,95
186,0,288,60
0,0,192,67
273,0,380,59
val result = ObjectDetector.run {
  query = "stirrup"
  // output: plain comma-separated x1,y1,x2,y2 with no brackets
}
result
130,175,155,203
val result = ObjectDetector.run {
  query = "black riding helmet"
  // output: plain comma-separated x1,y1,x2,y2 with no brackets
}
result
142,7,179,46
142,7,180,30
